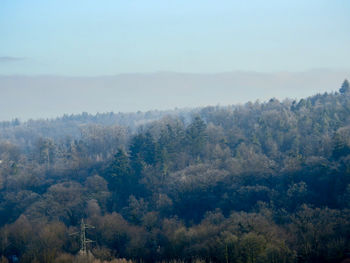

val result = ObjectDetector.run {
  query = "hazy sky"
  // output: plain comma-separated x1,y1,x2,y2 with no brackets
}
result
0,70,349,121
1,0,349,75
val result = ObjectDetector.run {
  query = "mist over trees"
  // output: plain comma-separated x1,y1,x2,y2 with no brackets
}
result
0,82,350,262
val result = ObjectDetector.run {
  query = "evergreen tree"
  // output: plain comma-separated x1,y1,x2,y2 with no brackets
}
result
339,79,350,94
186,116,207,157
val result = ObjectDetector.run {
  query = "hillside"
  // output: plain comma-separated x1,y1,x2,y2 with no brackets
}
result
0,81,350,262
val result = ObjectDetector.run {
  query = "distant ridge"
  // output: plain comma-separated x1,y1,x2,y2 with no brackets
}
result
0,69,349,121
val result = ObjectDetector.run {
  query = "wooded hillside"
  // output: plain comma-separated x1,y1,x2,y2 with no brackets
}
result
0,81,350,263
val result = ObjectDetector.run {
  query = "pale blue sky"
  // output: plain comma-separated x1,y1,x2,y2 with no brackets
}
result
0,0,349,75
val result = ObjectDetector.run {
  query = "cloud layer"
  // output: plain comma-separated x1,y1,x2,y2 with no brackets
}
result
0,56,26,63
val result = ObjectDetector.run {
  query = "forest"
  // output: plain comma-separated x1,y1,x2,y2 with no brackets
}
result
0,80,350,263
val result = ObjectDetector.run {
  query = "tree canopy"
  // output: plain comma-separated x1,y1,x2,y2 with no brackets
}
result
0,82,350,262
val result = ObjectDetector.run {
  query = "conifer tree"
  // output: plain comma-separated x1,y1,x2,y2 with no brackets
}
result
339,79,350,94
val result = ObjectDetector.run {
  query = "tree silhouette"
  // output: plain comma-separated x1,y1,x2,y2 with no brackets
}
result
340,79,350,94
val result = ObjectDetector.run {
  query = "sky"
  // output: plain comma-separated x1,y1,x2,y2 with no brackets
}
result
1,0,349,75
0,1,349,120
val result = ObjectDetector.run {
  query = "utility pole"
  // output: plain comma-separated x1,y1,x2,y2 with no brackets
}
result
70,218,95,255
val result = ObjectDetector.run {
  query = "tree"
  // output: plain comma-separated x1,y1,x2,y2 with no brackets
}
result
240,233,266,263
186,116,207,157
36,137,56,169
129,132,157,174
108,150,132,186
339,79,350,94
105,149,133,208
